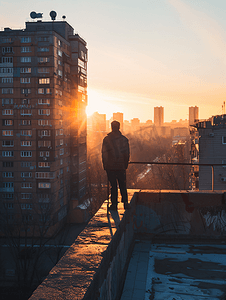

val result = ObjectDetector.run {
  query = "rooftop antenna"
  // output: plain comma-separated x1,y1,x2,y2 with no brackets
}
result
224,101,225,114
50,11,57,21
30,11,43,19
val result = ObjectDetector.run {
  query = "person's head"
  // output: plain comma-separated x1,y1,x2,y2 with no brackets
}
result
111,120,120,132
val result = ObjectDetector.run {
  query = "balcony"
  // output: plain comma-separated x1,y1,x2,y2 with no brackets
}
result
29,190,226,300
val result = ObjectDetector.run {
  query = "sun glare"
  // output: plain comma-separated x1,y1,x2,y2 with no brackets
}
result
86,89,123,119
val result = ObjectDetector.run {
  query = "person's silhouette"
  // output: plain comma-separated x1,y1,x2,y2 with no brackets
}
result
102,121,130,210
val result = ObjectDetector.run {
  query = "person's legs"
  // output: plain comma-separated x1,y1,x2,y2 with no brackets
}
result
106,170,118,207
116,170,128,204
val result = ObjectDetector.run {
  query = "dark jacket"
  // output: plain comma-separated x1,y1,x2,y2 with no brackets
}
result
102,131,130,170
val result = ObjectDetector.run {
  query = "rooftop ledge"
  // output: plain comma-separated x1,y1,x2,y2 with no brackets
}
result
29,190,226,300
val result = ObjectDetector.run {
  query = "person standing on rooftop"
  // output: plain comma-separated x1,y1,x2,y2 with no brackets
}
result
102,120,130,210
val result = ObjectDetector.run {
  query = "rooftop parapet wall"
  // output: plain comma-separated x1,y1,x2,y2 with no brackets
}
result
134,190,226,237
29,190,226,300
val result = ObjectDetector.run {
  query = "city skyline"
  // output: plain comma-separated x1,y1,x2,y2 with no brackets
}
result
1,1,226,122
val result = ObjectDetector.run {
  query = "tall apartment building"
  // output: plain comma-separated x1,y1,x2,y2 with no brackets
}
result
189,106,199,126
0,18,88,233
190,115,226,190
113,112,123,131
154,106,164,127
91,112,106,132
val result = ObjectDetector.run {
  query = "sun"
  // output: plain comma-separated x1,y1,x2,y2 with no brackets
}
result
86,88,123,119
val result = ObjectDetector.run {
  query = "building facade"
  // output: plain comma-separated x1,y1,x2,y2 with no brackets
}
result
189,106,199,126
113,112,123,131
190,115,226,190
0,19,88,233
154,106,164,127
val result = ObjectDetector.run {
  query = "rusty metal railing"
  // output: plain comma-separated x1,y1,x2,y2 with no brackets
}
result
129,161,226,192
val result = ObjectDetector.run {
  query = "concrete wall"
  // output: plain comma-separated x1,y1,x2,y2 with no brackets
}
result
134,191,226,238
29,190,226,300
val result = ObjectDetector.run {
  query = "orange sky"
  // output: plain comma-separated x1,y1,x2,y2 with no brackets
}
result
1,0,226,122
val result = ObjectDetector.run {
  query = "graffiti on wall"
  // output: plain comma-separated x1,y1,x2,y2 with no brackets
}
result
200,207,226,231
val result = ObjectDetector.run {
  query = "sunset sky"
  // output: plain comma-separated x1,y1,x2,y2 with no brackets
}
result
1,0,226,122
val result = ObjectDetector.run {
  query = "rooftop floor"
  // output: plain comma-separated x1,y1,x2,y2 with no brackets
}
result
121,240,226,300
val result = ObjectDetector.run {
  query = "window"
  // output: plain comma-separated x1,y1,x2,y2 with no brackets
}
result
2,130,13,136
2,151,13,157
20,78,31,84
2,109,13,115
38,88,51,95
0,68,13,74
38,109,50,115
38,140,51,147
38,67,49,73
21,37,31,43
38,47,49,52
2,140,14,147
22,214,33,221
222,160,226,167
21,99,31,105
38,99,50,105
21,141,32,146
20,109,32,116
38,162,50,168
2,193,14,199
20,68,31,73
39,130,51,137
4,203,14,209
21,130,32,136
21,57,31,63
59,148,64,155
21,193,32,199
38,36,49,42
20,120,31,125
21,183,32,188
21,109,32,115
21,162,32,167
39,151,49,157
58,70,62,77
38,57,50,63
21,172,32,178
3,161,13,167
1,38,12,43
2,182,14,188
222,137,226,144
2,47,13,53
2,98,13,105
21,88,31,94
21,47,31,53
36,172,54,179
2,88,13,94
2,78,13,83
0,57,13,63
39,78,50,84
58,50,62,57
21,151,32,157
38,119,51,126
2,172,14,178
21,203,32,210
2,119,13,125
38,183,51,189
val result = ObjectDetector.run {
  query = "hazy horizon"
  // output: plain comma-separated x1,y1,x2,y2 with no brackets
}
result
1,0,226,122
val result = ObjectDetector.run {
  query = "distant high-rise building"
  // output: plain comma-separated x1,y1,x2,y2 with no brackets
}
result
131,118,140,131
92,112,106,132
189,106,199,126
154,106,164,127
0,17,88,232
113,112,123,130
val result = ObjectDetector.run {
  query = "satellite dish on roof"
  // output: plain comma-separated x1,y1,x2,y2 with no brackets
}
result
50,11,57,21
30,11,43,19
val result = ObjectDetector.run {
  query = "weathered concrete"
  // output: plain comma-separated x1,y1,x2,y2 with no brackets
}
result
29,190,137,300
29,190,226,300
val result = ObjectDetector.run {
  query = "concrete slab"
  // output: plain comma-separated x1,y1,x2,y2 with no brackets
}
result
145,244,226,299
